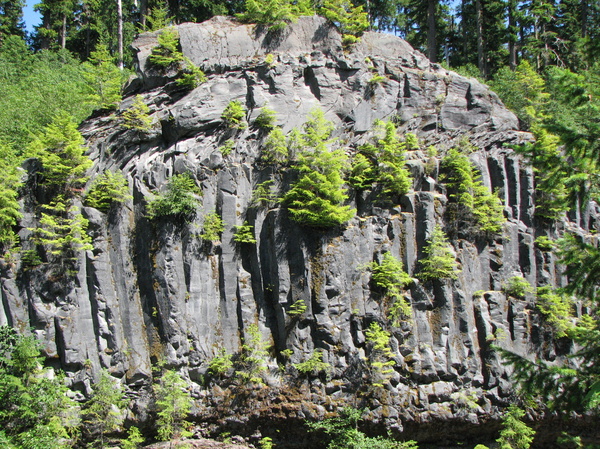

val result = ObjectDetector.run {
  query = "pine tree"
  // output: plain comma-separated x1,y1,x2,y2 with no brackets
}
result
364,322,395,387
83,370,126,448
418,225,459,281
496,405,535,449
0,144,22,251
154,370,192,445
284,109,355,228
0,0,26,40
82,43,123,111
320,0,369,45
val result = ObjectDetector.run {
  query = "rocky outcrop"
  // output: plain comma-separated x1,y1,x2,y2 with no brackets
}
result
1,15,593,446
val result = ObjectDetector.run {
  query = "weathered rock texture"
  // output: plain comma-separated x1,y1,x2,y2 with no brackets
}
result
1,15,596,447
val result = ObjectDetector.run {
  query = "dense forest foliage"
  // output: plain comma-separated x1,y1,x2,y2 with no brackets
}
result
0,0,599,448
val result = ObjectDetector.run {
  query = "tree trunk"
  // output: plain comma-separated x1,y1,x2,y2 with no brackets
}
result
61,13,67,48
117,0,124,69
582,0,588,38
476,0,485,77
508,0,517,70
427,0,437,63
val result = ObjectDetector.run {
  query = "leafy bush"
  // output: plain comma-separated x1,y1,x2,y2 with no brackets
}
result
255,106,277,130
237,0,314,31
496,405,535,449
294,350,330,376
0,144,22,250
201,212,224,242
222,100,247,129
149,27,181,68
364,322,395,387
147,173,200,222
418,225,459,281
308,407,418,449
288,299,307,316
220,139,235,156
441,147,505,234
148,27,206,89
122,95,153,131
350,120,412,198
233,221,256,244
536,286,573,337
502,276,533,299
261,127,288,164
235,324,269,384
85,170,130,212
251,179,278,208
534,235,555,251
319,0,368,46
283,109,355,227
208,348,233,376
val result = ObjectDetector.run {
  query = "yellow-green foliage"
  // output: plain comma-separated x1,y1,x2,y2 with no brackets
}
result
288,299,307,316
502,276,533,299
233,221,256,244
147,173,200,222
319,0,368,46
262,127,288,164
85,170,130,212
283,109,355,227
496,405,535,449
369,252,412,324
255,106,277,130
350,120,412,198
235,323,269,384
251,179,278,208
208,348,233,376
238,0,314,31
0,144,22,250
122,95,153,131
364,322,395,387
441,147,505,234
154,370,193,442
293,350,330,376
82,44,124,111
222,100,247,129
418,225,459,281
201,212,224,242
536,286,573,337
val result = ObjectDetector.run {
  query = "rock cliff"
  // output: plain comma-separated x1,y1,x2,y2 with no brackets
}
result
1,15,595,447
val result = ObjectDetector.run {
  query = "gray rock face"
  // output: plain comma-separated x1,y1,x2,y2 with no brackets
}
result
1,15,594,444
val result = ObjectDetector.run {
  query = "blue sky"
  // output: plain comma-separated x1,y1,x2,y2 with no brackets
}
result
23,0,41,34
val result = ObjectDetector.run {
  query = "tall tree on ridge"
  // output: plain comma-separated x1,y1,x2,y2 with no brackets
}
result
0,0,26,40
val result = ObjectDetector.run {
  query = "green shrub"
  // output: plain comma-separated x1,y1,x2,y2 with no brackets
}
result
255,106,277,130
220,139,235,156
364,322,395,387
288,299,307,316
121,426,144,449
283,109,354,227
368,74,386,85
201,212,224,242
222,100,247,129
149,27,181,68
154,370,193,442
251,179,278,208
0,144,22,250
418,225,459,281
85,170,130,212
294,350,330,376
237,0,314,31
536,286,573,337
404,132,419,150
176,56,206,89
82,44,124,111
235,324,269,384
496,405,535,449
262,127,288,164
370,252,412,323
147,173,200,222
122,95,153,131
502,276,533,299
319,0,368,46
208,348,233,377
534,235,555,251
233,221,256,244
441,147,505,234
351,120,411,198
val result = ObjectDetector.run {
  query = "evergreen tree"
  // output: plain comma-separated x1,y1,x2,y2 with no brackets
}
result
0,0,25,40
82,370,126,447
154,370,193,445
496,405,535,449
283,109,355,228
418,225,459,281
0,144,22,252
320,0,369,45
82,43,124,110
